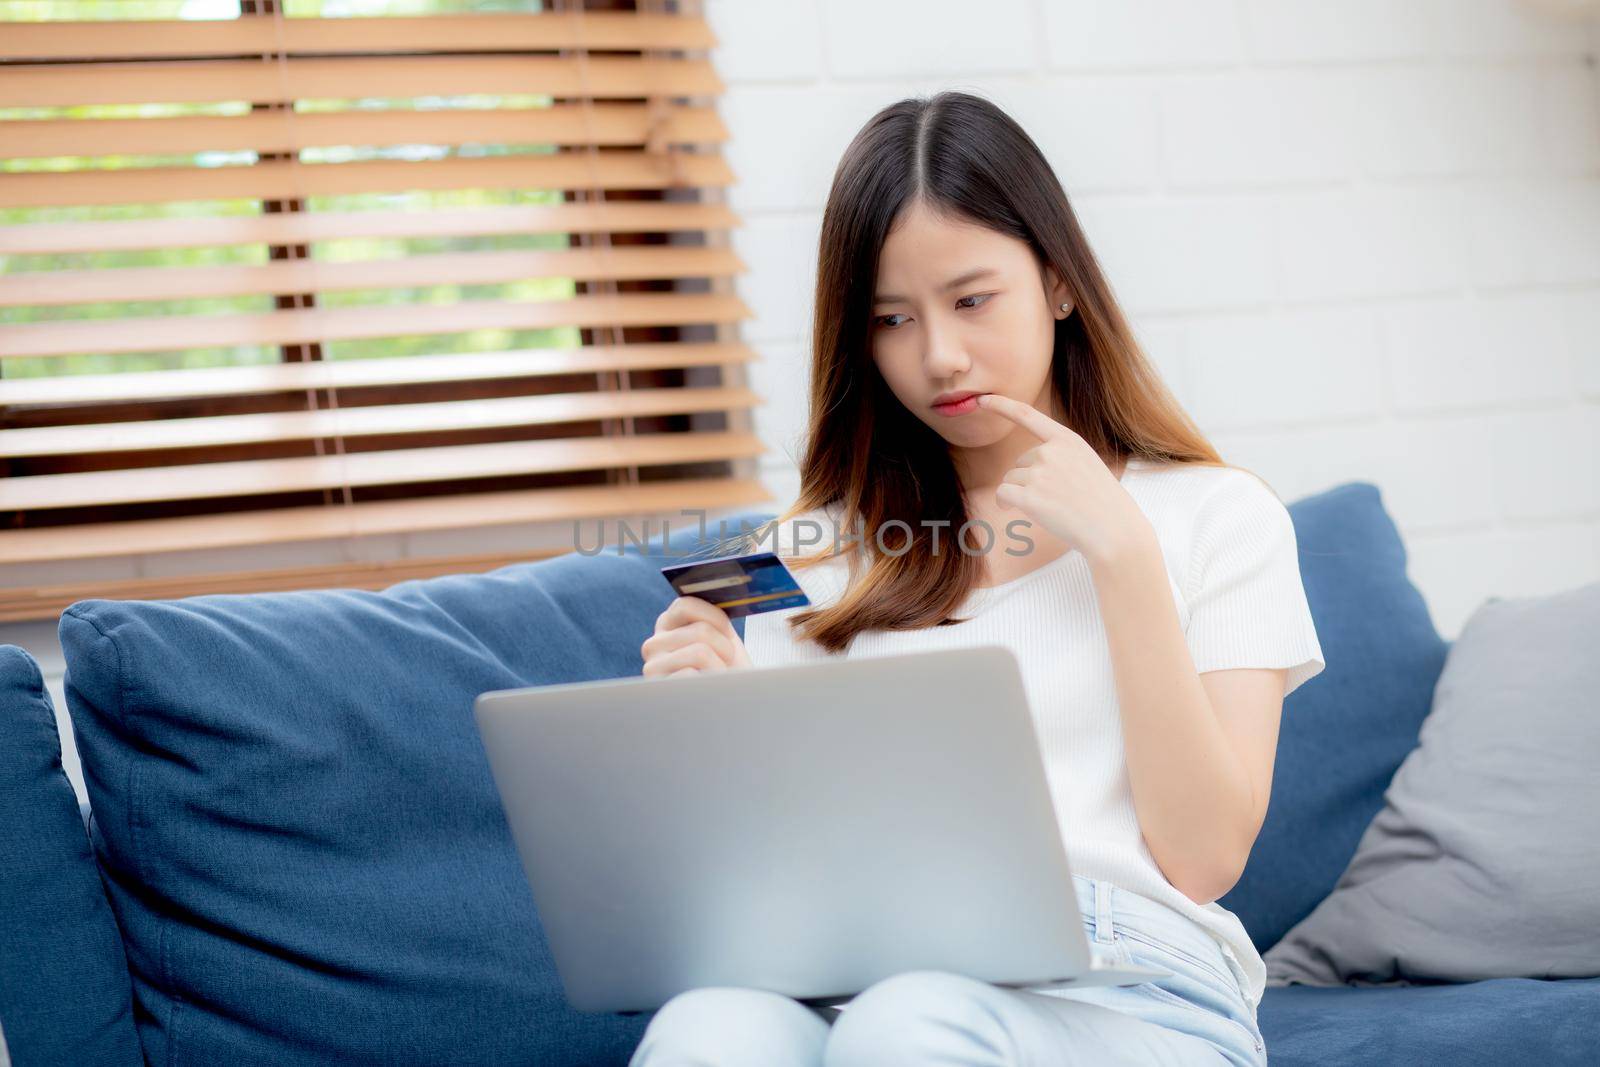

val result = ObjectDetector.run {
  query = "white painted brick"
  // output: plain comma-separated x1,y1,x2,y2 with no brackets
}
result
1207,424,1401,507
720,85,892,213
1127,318,1193,410
1182,307,1386,430
1401,531,1488,642
731,213,820,344
1344,64,1600,180
1074,194,1278,313
704,0,823,84
1384,415,1516,529
1239,0,1442,64
1350,67,1522,178
1211,418,1501,530
1466,179,1600,289
1532,64,1600,175
1042,0,1246,70
1382,294,1577,415
1269,187,1470,302
1160,71,1359,189
1164,59,1600,184
1407,521,1600,640
1568,292,1600,400
953,77,1164,194
726,77,1162,207
821,0,1035,79
1489,406,1600,520
1433,0,1598,59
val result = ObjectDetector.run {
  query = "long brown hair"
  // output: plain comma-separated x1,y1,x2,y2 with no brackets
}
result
723,90,1247,654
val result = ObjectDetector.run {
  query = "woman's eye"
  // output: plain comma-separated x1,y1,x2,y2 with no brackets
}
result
875,295,988,329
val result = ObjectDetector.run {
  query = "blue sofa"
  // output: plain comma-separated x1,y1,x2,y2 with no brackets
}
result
1,480,1595,1066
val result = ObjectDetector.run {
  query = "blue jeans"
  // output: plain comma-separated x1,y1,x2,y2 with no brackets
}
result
629,874,1268,1066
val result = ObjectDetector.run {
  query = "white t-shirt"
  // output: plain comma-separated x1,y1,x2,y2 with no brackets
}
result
741,457,1327,1014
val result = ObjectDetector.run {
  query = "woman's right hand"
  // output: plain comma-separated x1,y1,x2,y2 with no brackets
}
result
641,596,753,678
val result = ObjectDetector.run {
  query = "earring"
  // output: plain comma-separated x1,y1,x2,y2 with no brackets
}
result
1058,302,1071,314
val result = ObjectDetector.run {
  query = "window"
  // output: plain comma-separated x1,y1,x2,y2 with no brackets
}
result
0,0,766,621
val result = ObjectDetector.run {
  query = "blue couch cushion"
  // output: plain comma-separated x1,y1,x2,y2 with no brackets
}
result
1219,482,1449,953
1259,977,1600,1066
0,645,142,1067
58,512,771,1067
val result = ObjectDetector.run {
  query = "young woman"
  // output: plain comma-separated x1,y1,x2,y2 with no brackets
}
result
635,90,1324,1067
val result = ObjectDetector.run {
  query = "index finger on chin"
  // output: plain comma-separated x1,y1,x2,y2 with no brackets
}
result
976,392,1065,442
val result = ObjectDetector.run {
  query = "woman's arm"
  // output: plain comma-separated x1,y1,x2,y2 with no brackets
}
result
1088,529,1286,906
965,392,1290,903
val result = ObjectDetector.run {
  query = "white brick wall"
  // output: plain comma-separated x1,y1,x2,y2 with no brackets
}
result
708,0,1600,640
5,4,1600,798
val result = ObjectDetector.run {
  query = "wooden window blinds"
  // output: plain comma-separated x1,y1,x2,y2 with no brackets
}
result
0,0,771,623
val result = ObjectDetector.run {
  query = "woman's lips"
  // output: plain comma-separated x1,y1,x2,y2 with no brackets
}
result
933,394,984,417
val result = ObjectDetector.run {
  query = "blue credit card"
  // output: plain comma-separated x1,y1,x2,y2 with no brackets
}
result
659,551,812,619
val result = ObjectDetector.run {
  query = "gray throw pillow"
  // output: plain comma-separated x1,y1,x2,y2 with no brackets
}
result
1264,580,1600,987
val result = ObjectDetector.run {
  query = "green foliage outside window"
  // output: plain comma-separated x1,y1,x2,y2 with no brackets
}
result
1,0,583,380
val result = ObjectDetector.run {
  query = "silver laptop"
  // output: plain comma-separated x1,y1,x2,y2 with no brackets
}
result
473,643,1171,1017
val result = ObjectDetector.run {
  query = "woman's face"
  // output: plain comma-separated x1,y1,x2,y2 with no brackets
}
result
868,198,1075,488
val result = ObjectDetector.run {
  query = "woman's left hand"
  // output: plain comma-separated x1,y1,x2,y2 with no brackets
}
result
975,392,1152,570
